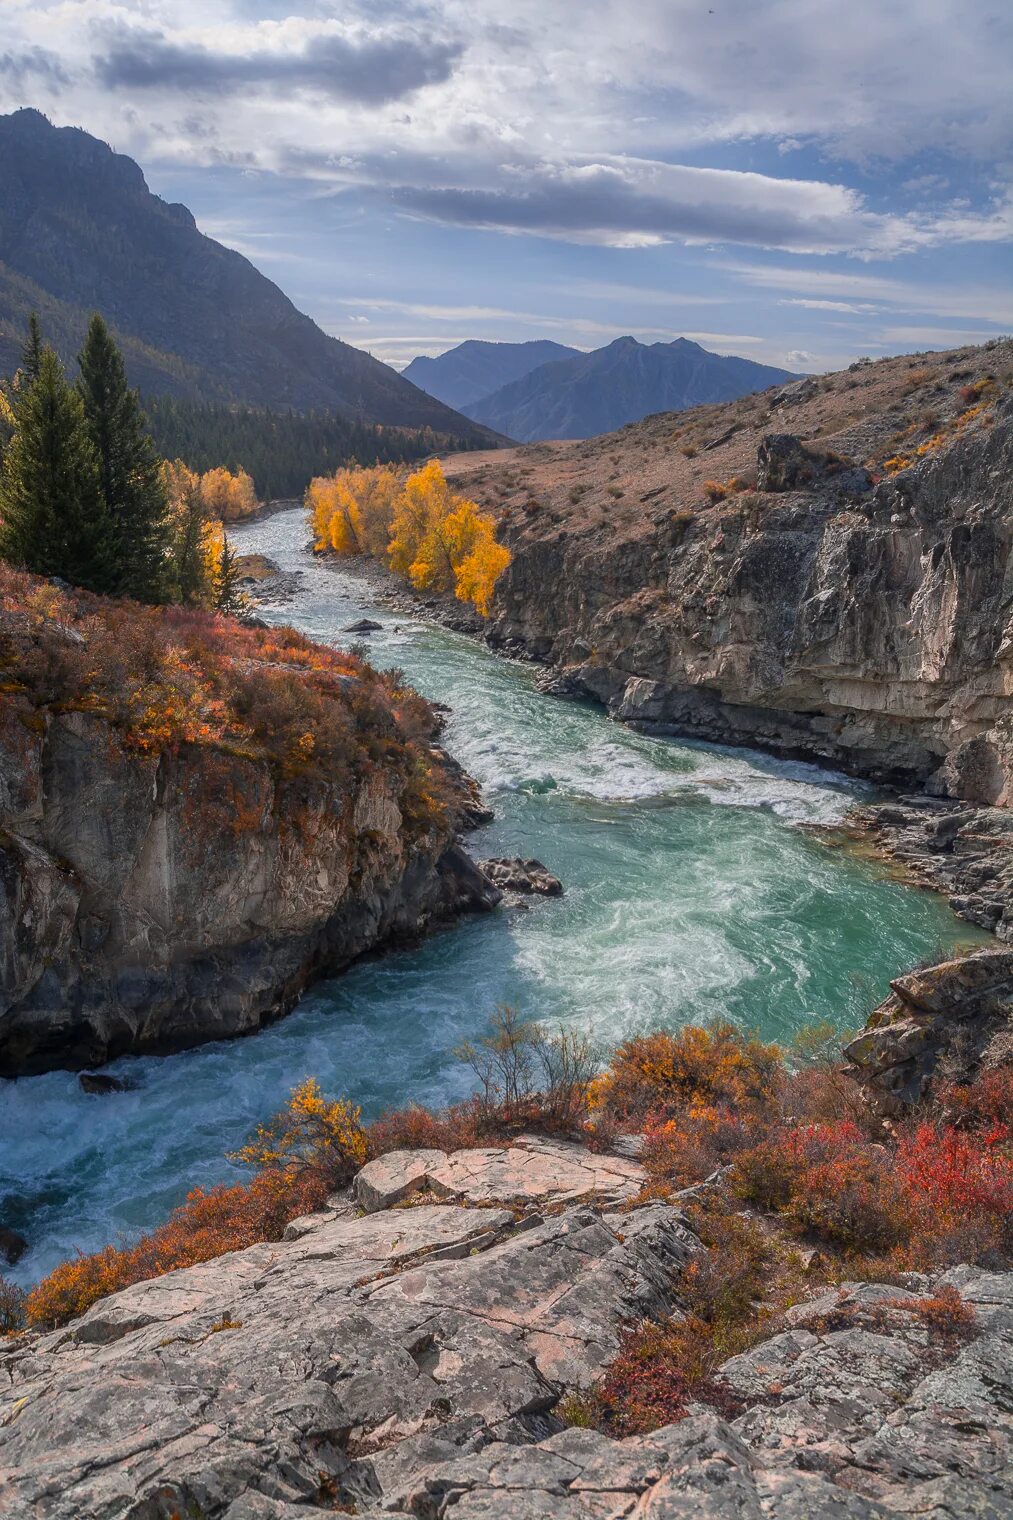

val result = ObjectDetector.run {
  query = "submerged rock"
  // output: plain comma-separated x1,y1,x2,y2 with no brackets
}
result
78,1072,132,1095
0,1223,27,1265
479,857,564,896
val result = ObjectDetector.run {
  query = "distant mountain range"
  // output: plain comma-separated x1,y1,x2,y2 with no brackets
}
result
448,337,798,441
403,339,580,410
0,109,497,444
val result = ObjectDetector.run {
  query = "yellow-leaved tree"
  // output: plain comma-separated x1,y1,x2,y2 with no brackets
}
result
200,465,258,523
306,459,510,616
307,465,398,557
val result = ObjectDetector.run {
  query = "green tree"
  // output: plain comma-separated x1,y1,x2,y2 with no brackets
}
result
77,313,169,602
0,346,114,590
214,530,246,616
21,312,43,387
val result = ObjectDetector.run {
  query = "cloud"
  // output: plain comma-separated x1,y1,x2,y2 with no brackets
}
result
93,23,462,106
380,155,1013,258
779,298,882,314
0,46,69,88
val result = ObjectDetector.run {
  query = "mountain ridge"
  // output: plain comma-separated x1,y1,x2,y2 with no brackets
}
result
403,338,581,409
0,109,499,443
461,335,798,441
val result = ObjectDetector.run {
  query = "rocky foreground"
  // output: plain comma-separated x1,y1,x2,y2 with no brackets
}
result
2,1135,1010,1519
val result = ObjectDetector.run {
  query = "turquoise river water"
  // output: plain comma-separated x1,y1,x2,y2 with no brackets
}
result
1,508,984,1284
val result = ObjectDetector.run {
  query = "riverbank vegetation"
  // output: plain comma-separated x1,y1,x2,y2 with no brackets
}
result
0,564,446,790
0,314,259,609
10,1012,1010,1345
308,459,511,616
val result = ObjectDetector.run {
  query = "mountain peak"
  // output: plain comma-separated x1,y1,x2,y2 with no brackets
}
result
0,109,498,443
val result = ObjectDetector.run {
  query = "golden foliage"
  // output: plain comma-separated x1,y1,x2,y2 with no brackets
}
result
308,460,510,617
199,465,258,523
230,1077,367,1180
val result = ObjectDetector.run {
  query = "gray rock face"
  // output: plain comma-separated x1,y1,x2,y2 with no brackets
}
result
0,1140,700,1518
0,704,499,1075
2,1138,1010,1520
844,947,1013,1112
489,393,1013,794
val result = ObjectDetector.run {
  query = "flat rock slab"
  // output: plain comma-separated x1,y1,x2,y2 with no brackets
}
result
353,1136,647,1215
0,1178,694,1519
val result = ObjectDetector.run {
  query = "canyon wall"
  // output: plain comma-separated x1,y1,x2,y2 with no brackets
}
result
473,362,1013,799
0,585,498,1076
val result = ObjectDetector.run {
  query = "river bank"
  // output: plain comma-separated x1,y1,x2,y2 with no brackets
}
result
0,507,985,1287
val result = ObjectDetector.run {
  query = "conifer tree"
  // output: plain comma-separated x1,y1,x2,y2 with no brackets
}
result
0,346,114,590
214,531,246,616
21,313,43,387
77,313,169,602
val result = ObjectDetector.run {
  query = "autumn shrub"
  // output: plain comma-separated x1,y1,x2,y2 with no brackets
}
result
0,1274,25,1334
25,1079,366,1330
731,1119,914,1253
702,479,728,503
641,1103,757,1189
229,1077,367,1186
25,1166,330,1330
566,1205,779,1437
595,1021,782,1128
366,1099,491,1157
897,1120,1013,1266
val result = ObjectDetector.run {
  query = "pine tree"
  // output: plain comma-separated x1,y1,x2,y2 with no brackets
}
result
77,313,169,602
21,313,43,387
0,346,115,590
214,531,246,616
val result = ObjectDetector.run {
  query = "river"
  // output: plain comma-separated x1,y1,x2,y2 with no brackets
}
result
1,507,983,1284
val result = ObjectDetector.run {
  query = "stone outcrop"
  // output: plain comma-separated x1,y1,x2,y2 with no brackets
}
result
852,796,1013,939
845,947,1013,1113
3,1138,1010,1519
0,702,499,1076
477,857,564,897
466,350,1013,797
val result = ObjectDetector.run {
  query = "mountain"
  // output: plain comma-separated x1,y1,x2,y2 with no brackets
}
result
461,336,798,441
403,339,580,410
0,110,498,443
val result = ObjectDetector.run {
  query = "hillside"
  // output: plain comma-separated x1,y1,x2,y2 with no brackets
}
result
443,340,1013,798
0,110,498,443
403,338,580,409
460,335,797,440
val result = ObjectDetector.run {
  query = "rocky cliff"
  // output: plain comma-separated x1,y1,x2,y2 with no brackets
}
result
0,572,498,1075
445,341,1013,797
3,1135,1010,1518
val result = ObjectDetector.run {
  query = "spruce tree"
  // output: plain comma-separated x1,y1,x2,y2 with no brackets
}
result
214,531,246,616
77,313,169,602
0,346,115,591
21,313,43,387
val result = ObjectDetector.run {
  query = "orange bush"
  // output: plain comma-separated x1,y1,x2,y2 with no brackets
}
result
596,1022,782,1126
25,1167,329,1330
897,1121,1013,1265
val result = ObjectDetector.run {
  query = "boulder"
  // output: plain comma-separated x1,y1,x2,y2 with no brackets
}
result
353,1147,449,1213
478,858,564,896
343,618,383,633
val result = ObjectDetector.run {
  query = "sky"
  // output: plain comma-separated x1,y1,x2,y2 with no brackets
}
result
1,0,1011,373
